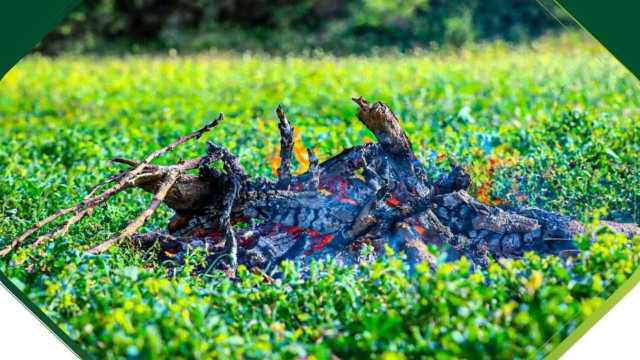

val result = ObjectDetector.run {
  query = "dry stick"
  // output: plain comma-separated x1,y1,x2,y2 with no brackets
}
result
31,207,95,250
1,115,222,257
26,172,154,252
88,169,180,254
111,158,140,167
90,172,129,195
276,105,293,189
28,170,151,251
0,172,124,257
116,156,205,174
46,157,206,249
114,113,222,184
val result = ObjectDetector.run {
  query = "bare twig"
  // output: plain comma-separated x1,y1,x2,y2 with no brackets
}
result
31,207,95,250
0,173,121,257
115,113,222,186
88,169,180,254
1,115,222,257
111,158,140,167
0,207,74,257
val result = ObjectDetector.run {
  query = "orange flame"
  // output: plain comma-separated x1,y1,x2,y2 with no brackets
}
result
268,152,280,177
267,128,310,177
292,128,309,174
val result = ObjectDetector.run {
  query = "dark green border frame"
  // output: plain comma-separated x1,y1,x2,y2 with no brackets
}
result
555,0,640,79
0,1,81,78
0,1,638,358
1,3,91,357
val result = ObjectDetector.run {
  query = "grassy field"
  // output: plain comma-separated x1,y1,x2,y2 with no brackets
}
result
0,33,639,358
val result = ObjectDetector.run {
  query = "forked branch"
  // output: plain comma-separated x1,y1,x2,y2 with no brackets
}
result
0,114,223,257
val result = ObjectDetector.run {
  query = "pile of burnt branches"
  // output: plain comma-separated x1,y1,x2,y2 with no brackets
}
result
3,97,639,277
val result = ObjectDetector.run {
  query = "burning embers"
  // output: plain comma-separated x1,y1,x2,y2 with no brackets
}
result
4,97,639,277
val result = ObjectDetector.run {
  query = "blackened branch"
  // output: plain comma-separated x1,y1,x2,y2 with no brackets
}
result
219,151,243,277
276,105,294,189
434,165,471,195
306,148,320,190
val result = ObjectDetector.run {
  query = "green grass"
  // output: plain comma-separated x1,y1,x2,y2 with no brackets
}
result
0,33,638,359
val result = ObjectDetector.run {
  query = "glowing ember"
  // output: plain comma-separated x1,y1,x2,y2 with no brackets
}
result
386,197,401,207
311,234,334,252
337,197,359,206
163,250,178,258
413,225,427,235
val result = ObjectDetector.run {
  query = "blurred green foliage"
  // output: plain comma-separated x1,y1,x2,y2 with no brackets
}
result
0,34,639,358
39,0,572,54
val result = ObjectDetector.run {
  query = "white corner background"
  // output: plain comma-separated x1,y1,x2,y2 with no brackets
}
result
562,281,640,359
0,283,76,359
0,279,639,358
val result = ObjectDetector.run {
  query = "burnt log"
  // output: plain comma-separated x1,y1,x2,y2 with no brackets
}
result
4,98,639,277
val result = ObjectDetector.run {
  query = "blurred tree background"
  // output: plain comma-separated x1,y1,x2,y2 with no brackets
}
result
40,0,574,54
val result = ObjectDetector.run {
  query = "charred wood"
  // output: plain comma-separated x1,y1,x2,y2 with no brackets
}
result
4,98,639,279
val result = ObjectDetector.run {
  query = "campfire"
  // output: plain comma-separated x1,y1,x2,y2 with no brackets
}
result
3,97,638,277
